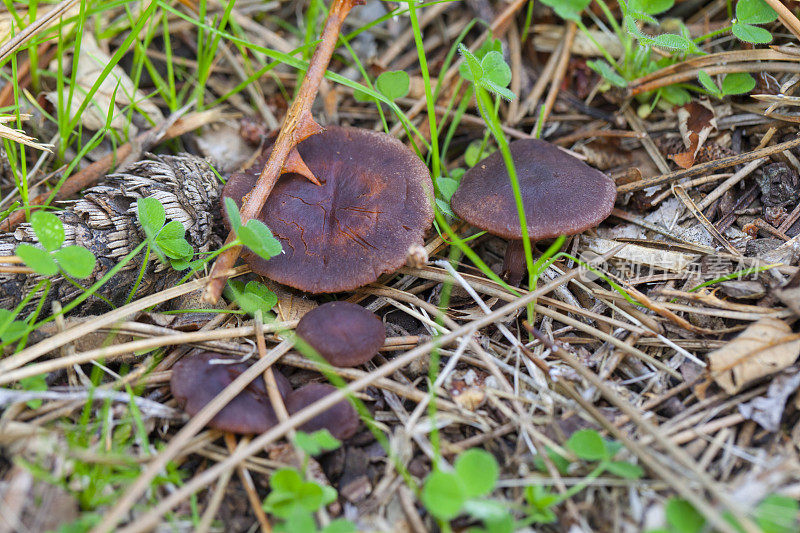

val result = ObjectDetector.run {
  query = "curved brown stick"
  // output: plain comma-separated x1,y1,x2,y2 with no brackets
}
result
203,0,363,304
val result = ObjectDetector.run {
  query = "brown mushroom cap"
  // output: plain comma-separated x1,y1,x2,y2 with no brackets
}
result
170,351,292,434
451,138,616,240
222,126,434,293
295,301,385,367
284,383,359,440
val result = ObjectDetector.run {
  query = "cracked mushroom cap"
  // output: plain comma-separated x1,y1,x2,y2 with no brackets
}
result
284,383,359,440
451,138,616,240
222,126,434,293
295,301,385,367
170,351,292,434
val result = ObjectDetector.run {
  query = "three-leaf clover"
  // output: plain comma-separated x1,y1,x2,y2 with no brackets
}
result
458,45,516,101
698,70,756,98
421,449,505,526
224,197,282,261
524,485,559,524
226,279,278,317
733,0,778,44
263,467,356,533
136,197,194,268
293,429,342,456
566,429,645,479
16,211,96,278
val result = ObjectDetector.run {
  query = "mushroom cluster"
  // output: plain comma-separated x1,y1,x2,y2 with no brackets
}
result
170,299,388,437
170,350,359,439
451,138,617,286
223,126,434,293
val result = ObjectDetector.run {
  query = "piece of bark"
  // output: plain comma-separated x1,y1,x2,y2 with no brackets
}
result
0,154,221,315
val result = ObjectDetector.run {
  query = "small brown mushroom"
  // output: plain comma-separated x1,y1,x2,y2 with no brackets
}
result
222,126,434,293
170,351,292,434
284,383,359,440
295,301,385,367
451,138,616,286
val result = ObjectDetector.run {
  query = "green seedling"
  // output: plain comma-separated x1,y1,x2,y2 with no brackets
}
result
539,0,778,107
697,70,756,98
464,139,496,168
422,448,512,532
434,173,460,217
0,308,28,344
376,70,411,101
521,430,644,527
261,430,354,532
353,69,410,103
137,197,194,268
421,434,643,532
457,42,544,328
649,493,798,533
225,279,278,318
263,467,356,533
458,49,514,101
293,429,342,457
18,374,47,409
223,197,282,262
732,0,779,44
565,429,644,479
16,211,96,279
21,379,188,516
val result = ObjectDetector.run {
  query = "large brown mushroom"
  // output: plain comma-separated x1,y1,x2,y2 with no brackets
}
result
222,126,434,293
170,351,292,434
451,138,616,286
284,383,359,440
295,301,385,367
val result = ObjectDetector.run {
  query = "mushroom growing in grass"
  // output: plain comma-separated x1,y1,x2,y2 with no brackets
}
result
170,351,292,434
451,138,616,286
295,301,385,367
284,383,359,440
222,125,434,293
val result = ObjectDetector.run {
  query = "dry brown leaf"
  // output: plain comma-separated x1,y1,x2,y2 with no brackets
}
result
261,278,318,322
669,101,716,169
709,318,800,394
46,35,164,133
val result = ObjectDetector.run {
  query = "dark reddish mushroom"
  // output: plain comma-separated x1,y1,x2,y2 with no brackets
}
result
295,301,385,367
170,351,292,434
222,126,434,293
284,383,359,440
451,138,616,286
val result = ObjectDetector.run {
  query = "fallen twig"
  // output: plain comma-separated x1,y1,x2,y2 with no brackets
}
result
203,0,364,303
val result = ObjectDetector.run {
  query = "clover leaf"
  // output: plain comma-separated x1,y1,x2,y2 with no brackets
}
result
376,70,410,100
16,211,96,279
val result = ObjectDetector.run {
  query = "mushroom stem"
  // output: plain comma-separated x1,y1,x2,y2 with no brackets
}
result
501,239,534,287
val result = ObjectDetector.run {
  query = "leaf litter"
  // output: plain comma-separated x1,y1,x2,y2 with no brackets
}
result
0,0,799,532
